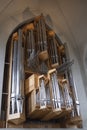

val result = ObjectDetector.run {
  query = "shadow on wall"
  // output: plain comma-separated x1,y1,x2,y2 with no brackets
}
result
45,14,53,28
22,7,35,20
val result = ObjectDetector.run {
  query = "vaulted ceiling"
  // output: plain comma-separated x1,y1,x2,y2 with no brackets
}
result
0,0,87,55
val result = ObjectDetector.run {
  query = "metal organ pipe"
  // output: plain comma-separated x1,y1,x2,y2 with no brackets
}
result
39,77,47,109
45,84,51,106
10,29,25,114
16,29,21,98
11,40,18,114
60,54,73,110
50,71,61,110
16,29,24,113
26,27,41,73
36,15,47,53
11,40,17,96
68,70,80,117
48,33,59,67
26,29,35,60
40,16,47,50
53,72,61,109
62,81,72,110
26,31,31,58
64,43,80,117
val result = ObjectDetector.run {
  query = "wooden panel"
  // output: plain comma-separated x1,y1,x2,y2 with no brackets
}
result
47,69,56,79
48,30,55,36
12,32,18,40
26,90,39,117
25,74,38,95
29,108,51,120
66,116,82,125
26,23,34,30
26,89,51,120
38,75,48,87
7,38,13,122
7,121,60,128
23,121,60,128
39,50,48,61
0,121,5,128
42,109,62,121
8,113,25,125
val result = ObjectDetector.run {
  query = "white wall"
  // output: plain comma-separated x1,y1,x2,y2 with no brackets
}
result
67,43,87,128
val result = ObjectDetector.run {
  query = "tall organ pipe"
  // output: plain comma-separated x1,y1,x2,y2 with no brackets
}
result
50,71,61,110
36,15,47,53
27,29,35,59
68,70,80,116
64,43,80,117
61,54,73,110
48,34,59,67
10,29,25,114
16,29,24,113
40,78,47,108
11,40,18,114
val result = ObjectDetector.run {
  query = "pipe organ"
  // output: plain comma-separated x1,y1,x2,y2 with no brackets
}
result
7,30,25,125
26,24,35,60
2,14,82,128
35,14,48,61
48,31,59,68
48,69,61,110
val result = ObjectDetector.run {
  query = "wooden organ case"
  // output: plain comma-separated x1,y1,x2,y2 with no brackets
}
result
1,14,82,128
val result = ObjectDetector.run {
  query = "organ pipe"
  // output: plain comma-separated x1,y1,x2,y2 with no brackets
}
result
10,29,25,114
50,71,61,110
48,32,59,68
11,40,17,114
26,29,35,60
39,77,47,109
37,15,47,52
64,43,80,117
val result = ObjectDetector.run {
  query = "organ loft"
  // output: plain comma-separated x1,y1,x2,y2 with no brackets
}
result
1,14,82,128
